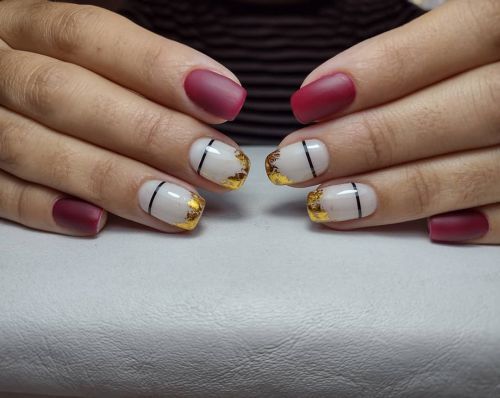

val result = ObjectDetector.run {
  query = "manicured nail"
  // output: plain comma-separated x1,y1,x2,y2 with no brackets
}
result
265,139,329,185
138,180,205,231
53,198,105,235
291,73,356,124
190,138,250,190
428,210,489,243
184,69,247,121
307,182,377,222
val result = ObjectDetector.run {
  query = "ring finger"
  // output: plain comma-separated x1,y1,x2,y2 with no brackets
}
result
0,106,206,232
305,147,500,231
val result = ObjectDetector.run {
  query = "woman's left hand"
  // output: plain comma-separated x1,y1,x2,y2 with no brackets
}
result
265,0,500,244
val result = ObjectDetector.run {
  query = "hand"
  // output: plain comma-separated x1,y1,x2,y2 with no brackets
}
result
265,0,500,244
0,0,250,236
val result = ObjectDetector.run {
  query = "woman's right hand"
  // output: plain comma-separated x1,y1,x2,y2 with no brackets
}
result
0,0,250,236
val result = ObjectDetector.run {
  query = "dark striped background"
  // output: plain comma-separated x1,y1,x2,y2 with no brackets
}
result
121,0,424,144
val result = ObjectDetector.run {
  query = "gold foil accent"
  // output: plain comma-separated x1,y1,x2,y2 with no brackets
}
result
176,193,206,231
307,189,330,222
221,150,250,190
265,150,294,185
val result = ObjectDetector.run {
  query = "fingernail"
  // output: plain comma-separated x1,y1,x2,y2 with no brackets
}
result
53,198,105,235
428,210,489,243
265,139,329,185
138,180,205,231
190,138,250,190
184,69,247,121
291,73,356,124
307,182,377,222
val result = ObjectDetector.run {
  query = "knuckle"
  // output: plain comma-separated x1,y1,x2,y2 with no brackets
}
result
135,111,174,153
15,184,31,225
355,112,397,169
0,116,30,170
87,158,117,203
374,36,414,91
49,4,104,54
23,61,70,117
461,0,500,48
141,44,168,86
405,166,440,216
480,65,500,116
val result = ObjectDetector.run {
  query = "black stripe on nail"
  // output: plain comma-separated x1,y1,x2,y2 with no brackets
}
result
148,181,166,215
302,140,317,178
197,138,215,174
352,182,362,218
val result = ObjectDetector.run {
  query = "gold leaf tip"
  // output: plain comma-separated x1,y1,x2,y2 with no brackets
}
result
265,149,294,185
176,193,206,231
221,149,251,190
307,189,329,223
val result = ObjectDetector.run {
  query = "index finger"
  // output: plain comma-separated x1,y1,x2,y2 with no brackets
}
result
0,0,246,123
291,0,500,123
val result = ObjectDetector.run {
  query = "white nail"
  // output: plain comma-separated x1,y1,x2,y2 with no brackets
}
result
307,182,377,222
265,139,329,185
189,138,250,190
138,180,205,230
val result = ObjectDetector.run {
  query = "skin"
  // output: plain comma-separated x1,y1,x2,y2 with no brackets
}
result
280,0,500,244
0,0,244,235
0,0,498,244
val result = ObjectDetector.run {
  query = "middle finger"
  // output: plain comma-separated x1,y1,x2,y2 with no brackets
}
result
0,47,250,191
266,62,500,187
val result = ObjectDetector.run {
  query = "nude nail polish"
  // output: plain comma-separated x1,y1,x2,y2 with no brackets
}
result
189,138,250,190
52,198,105,235
138,180,205,230
291,73,356,124
184,69,247,121
428,210,489,243
265,139,329,185
307,182,377,222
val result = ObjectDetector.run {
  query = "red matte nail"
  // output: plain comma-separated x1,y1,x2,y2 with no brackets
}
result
428,210,489,243
184,69,247,121
53,198,104,235
291,73,356,124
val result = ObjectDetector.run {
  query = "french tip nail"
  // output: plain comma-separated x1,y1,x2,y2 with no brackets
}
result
190,138,250,190
138,180,205,231
265,140,329,185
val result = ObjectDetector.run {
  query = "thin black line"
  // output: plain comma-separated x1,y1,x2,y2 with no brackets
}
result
352,182,362,219
197,139,215,174
302,140,317,178
148,181,166,215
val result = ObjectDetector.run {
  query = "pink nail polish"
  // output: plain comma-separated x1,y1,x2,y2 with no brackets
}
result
291,73,356,124
53,198,105,235
428,210,489,243
184,69,247,121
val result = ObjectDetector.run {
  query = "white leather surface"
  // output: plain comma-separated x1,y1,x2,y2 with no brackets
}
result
1,146,500,397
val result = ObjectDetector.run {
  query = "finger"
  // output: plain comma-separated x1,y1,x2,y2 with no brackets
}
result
427,204,500,245
0,0,246,122
0,107,205,232
291,0,500,123
0,170,106,236
305,147,500,229
266,62,500,186
0,47,250,191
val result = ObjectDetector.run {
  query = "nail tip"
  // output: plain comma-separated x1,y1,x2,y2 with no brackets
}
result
264,150,294,185
220,149,250,190
306,189,329,223
175,193,206,231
